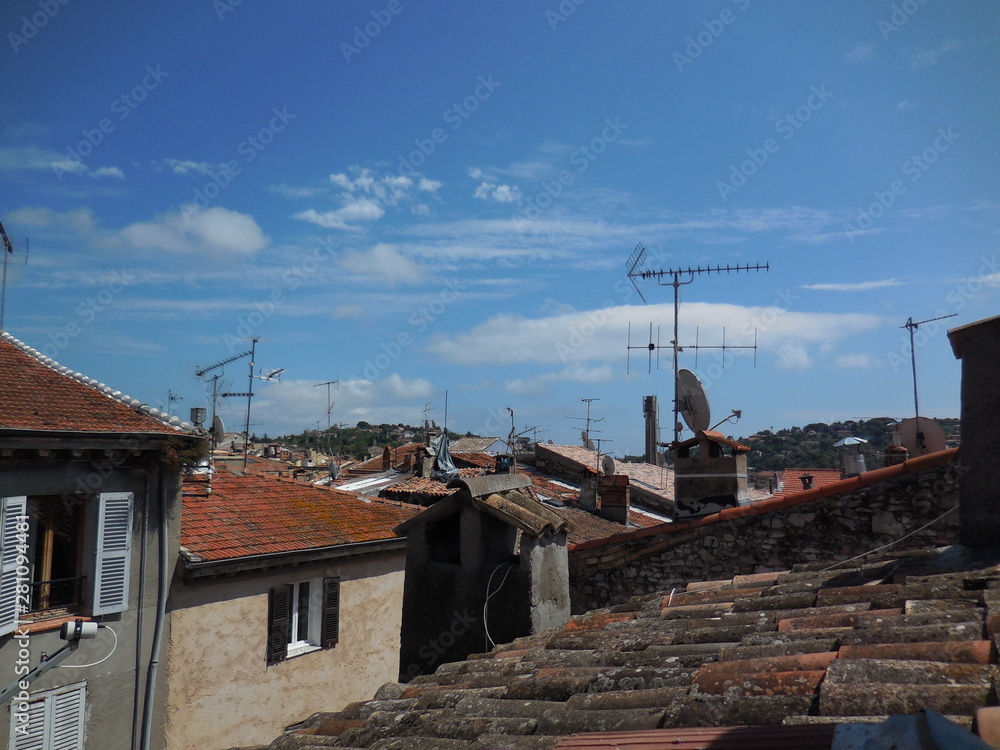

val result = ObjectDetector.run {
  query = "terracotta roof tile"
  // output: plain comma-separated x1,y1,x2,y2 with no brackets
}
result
0,332,192,435
181,465,420,562
267,545,1000,749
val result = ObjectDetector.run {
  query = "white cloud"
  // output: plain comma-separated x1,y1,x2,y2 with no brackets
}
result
505,364,614,395
164,159,221,176
845,43,875,62
425,301,882,372
803,279,904,292
297,166,440,230
91,166,124,179
293,198,385,230
121,206,269,255
474,181,521,203
341,243,423,286
332,304,364,319
836,353,877,369
418,178,442,192
910,39,959,69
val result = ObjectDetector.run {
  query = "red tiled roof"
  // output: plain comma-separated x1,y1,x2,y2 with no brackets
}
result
181,466,420,562
571,449,959,553
269,543,1000,747
380,476,456,498
775,468,843,497
0,332,189,435
676,430,751,454
451,451,496,469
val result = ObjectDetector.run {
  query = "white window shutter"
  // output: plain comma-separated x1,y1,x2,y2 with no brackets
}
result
49,683,86,750
93,492,133,616
10,682,86,750
0,496,28,637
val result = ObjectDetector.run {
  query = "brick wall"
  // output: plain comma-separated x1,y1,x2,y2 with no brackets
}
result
569,462,960,613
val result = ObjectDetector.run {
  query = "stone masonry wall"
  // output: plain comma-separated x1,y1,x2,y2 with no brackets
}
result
569,463,960,613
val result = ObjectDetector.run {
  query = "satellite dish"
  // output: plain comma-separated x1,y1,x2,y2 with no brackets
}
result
585,438,595,451
898,417,946,456
547,439,554,445
211,415,226,443
601,454,616,475
677,369,711,434
580,429,588,443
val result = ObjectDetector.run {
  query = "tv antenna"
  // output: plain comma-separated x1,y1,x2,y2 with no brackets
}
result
313,380,340,434
565,398,603,442
0,221,27,331
901,314,957,430
626,243,768,447
195,338,273,470
422,402,438,429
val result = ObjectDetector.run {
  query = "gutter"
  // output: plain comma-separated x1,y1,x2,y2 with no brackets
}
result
182,536,408,579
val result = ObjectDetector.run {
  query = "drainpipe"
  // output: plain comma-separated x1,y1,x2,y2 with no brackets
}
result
132,470,150,750
140,466,169,750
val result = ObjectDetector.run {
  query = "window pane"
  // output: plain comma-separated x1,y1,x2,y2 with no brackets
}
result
296,581,310,642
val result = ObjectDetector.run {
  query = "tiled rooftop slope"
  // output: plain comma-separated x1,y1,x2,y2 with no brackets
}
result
256,546,1000,750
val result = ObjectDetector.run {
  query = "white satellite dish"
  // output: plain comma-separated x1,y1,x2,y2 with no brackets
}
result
211,415,226,444
677,369,711,434
601,454,616,475
580,429,588,444
898,417,946,455
585,438,596,451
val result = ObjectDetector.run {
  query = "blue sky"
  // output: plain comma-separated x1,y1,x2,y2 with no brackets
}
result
2,0,998,456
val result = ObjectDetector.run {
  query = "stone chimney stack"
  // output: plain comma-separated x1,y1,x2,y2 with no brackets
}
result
948,314,1000,547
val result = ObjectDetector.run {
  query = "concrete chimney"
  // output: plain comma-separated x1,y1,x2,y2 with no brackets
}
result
643,396,658,464
948,314,1000,547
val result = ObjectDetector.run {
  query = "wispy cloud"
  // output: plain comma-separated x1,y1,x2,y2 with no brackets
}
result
121,206,269,255
910,39,959,69
846,43,876,62
803,279,904,292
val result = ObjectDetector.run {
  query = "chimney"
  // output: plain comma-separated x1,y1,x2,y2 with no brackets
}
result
598,474,630,524
948,314,1000,546
381,445,393,471
800,474,814,490
643,395,658,464
579,469,598,512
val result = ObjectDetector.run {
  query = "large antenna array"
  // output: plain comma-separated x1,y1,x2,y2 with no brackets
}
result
0,221,27,331
565,397,603,446
626,243,769,448
901,313,957,451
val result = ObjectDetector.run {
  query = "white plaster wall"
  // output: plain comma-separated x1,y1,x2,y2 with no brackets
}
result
163,553,405,750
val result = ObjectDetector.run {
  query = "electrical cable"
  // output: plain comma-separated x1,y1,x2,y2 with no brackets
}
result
483,563,515,651
819,507,956,573
62,625,118,669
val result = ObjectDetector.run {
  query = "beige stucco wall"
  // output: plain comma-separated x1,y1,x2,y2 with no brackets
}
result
163,551,405,750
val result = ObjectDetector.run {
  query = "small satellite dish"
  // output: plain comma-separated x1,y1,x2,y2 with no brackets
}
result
585,438,596,451
601,454,616,475
898,417,946,455
580,429,588,443
677,368,711,434
211,415,226,444
547,439,554,444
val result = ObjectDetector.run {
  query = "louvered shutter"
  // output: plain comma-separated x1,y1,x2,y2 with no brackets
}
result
321,577,340,649
0,496,28,637
93,492,133,616
10,682,85,750
49,683,86,750
266,585,290,665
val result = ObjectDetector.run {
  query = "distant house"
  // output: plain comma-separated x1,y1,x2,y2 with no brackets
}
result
0,332,202,750
165,466,419,750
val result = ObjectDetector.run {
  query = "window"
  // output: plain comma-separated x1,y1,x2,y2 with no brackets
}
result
9,681,86,750
266,577,339,665
0,492,133,636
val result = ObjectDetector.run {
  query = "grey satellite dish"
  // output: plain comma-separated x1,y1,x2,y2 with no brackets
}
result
211,415,226,444
585,438,596,451
547,439,554,444
580,429,588,444
601,454,616,475
898,417,946,455
677,368,711,433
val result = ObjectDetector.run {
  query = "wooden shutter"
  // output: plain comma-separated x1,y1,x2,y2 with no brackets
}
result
10,682,85,750
321,577,340,649
0,496,28,637
266,585,290,665
93,492,133,616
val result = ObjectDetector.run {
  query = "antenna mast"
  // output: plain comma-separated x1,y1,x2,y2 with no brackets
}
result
626,243,769,448
565,398,603,444
901,313,957,450
0,221,18,331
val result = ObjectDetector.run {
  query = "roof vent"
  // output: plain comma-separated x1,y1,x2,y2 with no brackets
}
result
800,474,814,490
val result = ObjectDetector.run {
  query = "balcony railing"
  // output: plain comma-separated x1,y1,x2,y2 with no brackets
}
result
28,576,85,612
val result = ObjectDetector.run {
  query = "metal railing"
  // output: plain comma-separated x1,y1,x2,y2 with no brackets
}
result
28,576,85,612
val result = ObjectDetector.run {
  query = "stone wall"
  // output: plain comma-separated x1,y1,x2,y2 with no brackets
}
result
569,462,960,613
